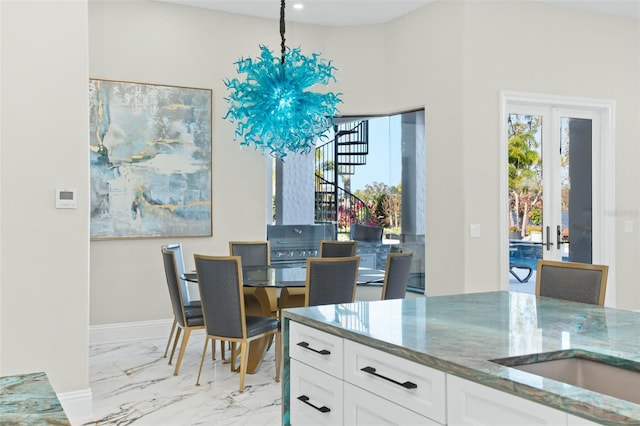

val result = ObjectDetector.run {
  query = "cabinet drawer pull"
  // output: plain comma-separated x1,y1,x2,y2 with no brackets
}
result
360,366,418,389
297,341,330,355
297,395,331,413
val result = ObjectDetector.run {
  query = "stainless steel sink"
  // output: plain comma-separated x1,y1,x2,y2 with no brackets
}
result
491,350,640,405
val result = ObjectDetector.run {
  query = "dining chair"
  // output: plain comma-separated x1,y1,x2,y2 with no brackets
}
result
161,247,205,376
381,252,414,300
229,241,275,317
229,241,270,266
535,259,609,306
194,254,281,391
351,223,383,242
161,244,202,359
305,256,360,307
282,241,359,311
281,241,360,311
319,239,358,257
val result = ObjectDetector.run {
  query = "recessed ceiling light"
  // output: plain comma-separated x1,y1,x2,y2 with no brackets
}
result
293,3,304,10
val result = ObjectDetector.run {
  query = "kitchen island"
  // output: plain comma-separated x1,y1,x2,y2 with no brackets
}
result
281,291,640,425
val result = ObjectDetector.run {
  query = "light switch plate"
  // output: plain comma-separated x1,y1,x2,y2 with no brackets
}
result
470,224,481,238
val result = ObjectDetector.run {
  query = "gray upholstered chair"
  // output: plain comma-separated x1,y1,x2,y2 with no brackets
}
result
282,242,359,311
304,256,360,307
161,248,205,376
161,244,202,358
229,241,270,266
229,241,276,317
381,252,413,300
535,259,608,306
194,255,280,391
319,240,358,257
351,223,383,242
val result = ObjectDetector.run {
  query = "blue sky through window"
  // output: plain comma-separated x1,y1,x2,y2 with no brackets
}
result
350,116,402,191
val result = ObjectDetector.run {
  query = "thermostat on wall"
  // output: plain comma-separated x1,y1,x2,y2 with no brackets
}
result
56,189,77,209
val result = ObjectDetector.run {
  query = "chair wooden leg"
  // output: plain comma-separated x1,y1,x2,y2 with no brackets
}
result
163,318,177,358
230,342,237,372
196,337,209,386
238,341,248,393
275,331,281,383
173,328,192,376
210,339,216,361
220,340,227,361
266,334,274,352
168,327,182,365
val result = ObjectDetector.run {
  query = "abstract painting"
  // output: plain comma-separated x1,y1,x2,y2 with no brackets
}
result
89,79,212,239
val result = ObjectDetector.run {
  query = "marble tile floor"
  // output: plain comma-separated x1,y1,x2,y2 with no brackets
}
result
84,331,282,426
83,281,532,426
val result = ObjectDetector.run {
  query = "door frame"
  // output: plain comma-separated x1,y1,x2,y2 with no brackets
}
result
499,91,616,305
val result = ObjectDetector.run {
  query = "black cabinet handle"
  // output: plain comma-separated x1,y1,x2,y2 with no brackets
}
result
297,341,330,355
360,366,418,389
297,395,331,413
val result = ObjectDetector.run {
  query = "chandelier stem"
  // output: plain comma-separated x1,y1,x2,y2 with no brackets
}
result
280,0,286,65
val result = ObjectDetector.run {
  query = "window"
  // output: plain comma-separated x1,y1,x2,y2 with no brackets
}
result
272,109,425,292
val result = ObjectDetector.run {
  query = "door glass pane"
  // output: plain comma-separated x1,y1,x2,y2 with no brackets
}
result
562,117,593,263
508,114,542,291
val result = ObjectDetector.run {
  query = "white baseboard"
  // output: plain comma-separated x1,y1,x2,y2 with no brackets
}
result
89,318,174,345
58,387,92,426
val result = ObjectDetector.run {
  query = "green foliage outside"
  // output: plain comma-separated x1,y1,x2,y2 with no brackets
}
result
508,114,542,238
354,181,402,235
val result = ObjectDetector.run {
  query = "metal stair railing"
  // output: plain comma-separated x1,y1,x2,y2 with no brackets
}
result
314,174,373,238
314,119,372,238
336,120,368,175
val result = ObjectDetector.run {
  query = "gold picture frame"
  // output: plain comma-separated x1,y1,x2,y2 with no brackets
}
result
89,79,212,239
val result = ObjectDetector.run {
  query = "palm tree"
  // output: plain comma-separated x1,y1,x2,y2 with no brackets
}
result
508,115,541,238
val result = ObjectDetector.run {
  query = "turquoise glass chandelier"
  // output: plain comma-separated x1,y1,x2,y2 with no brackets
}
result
224,0,341,158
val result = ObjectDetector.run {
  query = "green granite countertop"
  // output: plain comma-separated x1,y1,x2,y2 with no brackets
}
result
282,291,640,425
0,371,70,425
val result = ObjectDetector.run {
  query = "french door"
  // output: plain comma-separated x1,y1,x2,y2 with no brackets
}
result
502,93,615,300
509,105,599,262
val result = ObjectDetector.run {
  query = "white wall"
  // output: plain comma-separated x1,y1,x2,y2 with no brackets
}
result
384,2,639,307
88,0,640,329
279,152,316,225
385,1,468,295
461,2,638,303
87,1,342,325
0,0,90,407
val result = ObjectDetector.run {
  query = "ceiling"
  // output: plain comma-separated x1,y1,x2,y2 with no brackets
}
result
156,0,640,26
155,1,434,26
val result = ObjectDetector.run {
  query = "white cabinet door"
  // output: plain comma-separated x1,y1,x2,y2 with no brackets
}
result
344,340,446,424
290,359,344,426
290,322,343,379
447,375,568,426
344,382,442,426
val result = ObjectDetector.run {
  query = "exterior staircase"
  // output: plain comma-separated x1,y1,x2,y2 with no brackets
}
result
314,120,372,238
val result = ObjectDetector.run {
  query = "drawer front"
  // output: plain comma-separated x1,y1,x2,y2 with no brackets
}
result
344,382,442,425
290,359,344,426
344,340,446,424
447,375,567,425
290,322,343,379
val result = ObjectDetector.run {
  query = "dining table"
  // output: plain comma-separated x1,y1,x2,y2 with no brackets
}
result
182,262,385,374
183,263,308,316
